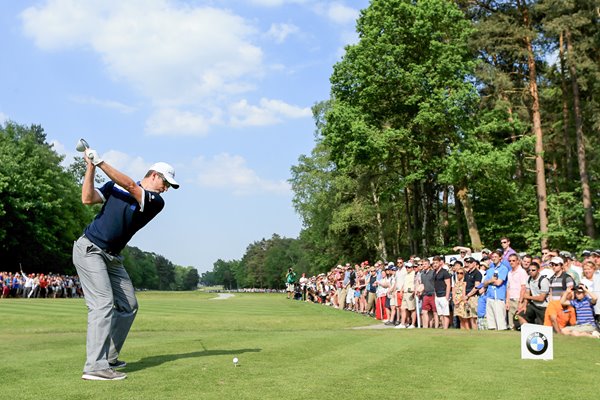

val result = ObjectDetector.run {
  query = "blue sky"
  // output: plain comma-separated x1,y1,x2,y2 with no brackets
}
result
0,0,369,272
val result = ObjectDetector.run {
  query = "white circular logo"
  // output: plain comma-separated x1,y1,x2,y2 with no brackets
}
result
526,332,548,355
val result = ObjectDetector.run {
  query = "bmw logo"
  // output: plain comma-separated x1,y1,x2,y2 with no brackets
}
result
526,332,549,355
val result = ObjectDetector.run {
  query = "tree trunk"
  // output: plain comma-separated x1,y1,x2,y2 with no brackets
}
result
522,3,549,248
404,186,415,255
412,181,421,255
371,181,388,261
559,31,573,182
566,29,596,239
441,186,449,247
456,185,482,251
454,187,464,246
420,181,429,255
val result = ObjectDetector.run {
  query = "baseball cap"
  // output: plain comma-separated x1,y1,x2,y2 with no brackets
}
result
481,248,491,254
550,256,564,265
149,162,179,189
464,257,476,263
559,251,572,259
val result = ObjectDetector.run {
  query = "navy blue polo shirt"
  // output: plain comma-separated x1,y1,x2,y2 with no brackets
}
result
84,181,164,254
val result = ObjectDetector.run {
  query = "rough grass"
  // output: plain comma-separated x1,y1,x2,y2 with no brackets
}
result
1,292,597,399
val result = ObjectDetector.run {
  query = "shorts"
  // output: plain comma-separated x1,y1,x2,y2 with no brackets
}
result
520,303,546,325
396,292,403,307
286,283,295,292
422,295,437,312
390,294,397,307
435,296,450,316
562,324,598,333
401,292,416,311
466,295,479,317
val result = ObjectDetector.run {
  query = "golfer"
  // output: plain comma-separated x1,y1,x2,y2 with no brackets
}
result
73,148,179,380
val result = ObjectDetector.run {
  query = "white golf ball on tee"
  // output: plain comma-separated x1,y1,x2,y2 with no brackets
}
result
233,357,239,364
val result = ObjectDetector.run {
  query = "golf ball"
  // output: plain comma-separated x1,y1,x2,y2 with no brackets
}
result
233,357,238,364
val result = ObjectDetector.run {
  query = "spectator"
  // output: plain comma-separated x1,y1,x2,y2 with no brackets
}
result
285,268,297,300
419,258,437,328
548,257,575,301
500,237,517,263
464,257,482,330
397,262,416,329
433,256,452,329
517,262,550,326
365,266,377,316
506,254,528,330
544,293,576,334
374,264,390,321
483,250,510,330
560,285,599,338
452,267,469,329
299,273,309,301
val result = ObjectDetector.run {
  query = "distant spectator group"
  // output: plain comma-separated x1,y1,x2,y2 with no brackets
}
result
1,271,83,299
288,237,600,338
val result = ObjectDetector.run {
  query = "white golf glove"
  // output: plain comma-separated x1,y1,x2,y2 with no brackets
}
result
85,149,104,166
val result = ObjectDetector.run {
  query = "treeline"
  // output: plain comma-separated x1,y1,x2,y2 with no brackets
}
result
0,121,199,290
200,234,310,289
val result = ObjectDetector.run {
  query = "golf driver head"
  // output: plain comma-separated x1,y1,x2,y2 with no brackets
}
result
76,138,90,152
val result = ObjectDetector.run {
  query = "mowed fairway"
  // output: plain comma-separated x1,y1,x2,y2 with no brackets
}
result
1,292,598,399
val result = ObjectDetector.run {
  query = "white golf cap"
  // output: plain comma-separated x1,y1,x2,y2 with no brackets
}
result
149,162,179,189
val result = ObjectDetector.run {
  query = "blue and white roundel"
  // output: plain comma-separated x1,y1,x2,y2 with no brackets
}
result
526,332,548,355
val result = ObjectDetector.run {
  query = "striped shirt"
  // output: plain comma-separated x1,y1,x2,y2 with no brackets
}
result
570,296,597,326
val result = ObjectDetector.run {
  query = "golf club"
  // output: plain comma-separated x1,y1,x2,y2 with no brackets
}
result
75,138,90,152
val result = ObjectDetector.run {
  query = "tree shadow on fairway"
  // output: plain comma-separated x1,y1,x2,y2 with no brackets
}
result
126,348,262,372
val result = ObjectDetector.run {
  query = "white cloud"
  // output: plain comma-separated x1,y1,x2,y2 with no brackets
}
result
21,0,265,134
266,23,300,43
70,95,136,113
0,112,7,123
326,3,359,25
145,108,221,136
249,0,308,6
229,98,311,127
192,153,291,196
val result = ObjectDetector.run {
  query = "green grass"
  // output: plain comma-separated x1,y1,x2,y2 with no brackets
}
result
1,292,598,399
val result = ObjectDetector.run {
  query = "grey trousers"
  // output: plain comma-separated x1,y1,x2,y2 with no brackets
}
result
73,236,138,373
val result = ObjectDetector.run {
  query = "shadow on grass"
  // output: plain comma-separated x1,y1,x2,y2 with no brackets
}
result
126,348,262,372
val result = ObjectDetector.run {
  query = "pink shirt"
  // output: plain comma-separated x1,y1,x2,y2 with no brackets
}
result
507,267,528,300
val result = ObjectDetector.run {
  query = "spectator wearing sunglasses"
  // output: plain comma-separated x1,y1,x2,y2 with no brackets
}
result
518,262,550,326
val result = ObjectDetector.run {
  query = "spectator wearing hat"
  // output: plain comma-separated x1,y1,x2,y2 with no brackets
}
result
560,251,581,285
384,263,398,325
548,257,575,301
483,250,510,330
393,259,407,324
398,262,417,328
518,262,550,326
374,265,390,321
464,257,482,329
453,246,472,265
365,266,378,316
560,284,599,337
506,254,528,330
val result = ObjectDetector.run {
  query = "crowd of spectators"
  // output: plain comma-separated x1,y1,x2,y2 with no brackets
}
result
1,271,83,299
288,237,600,338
